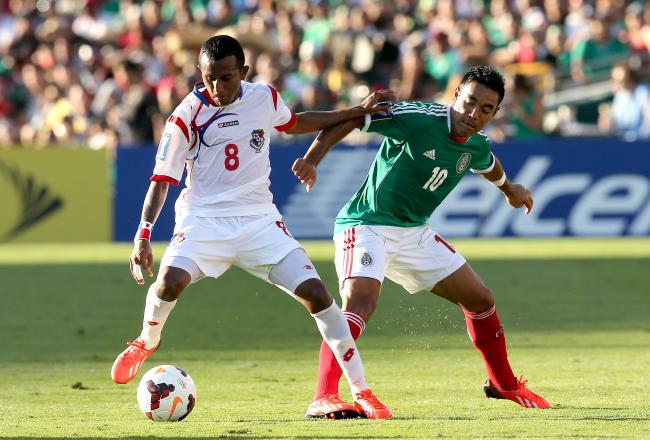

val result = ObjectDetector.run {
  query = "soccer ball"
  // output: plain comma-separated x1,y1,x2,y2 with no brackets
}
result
136,365,197,421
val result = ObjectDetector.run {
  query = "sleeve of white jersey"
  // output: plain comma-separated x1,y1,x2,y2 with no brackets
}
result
267,85,296,132
151,104,193,185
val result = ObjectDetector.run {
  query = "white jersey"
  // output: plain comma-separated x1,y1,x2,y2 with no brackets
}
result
152,81,296,217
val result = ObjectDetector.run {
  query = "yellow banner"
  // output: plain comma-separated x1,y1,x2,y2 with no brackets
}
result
0,149,110,243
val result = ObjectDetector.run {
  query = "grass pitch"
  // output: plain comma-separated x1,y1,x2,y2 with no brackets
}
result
1,239,649,439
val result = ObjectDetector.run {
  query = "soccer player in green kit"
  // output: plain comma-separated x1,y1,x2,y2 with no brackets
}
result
293,66,550,419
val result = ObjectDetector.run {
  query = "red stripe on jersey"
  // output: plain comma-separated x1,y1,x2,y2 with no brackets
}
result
268,85,278,110
167,115,190,143
188,102,204,151
188,135,198,151
275,112,296,132
150,175,180,186
200,87,217,107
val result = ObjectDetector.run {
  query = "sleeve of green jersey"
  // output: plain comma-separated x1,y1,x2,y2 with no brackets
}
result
360,102,420,141
469,136,496,173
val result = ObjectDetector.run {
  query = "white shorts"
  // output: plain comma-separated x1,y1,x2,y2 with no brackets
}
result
333,225,466,294
160,212,319,292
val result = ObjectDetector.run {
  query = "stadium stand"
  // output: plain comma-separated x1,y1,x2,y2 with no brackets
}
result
1,0,649,150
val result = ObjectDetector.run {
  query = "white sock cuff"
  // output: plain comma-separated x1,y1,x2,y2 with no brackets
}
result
146,284,177,307
310,300,337,318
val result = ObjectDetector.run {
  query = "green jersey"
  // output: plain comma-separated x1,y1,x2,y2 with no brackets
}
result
334,101,494,233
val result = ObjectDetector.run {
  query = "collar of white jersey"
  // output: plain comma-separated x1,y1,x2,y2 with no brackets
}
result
192,82,245,108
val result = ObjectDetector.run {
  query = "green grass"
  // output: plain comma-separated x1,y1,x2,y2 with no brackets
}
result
1,239,649,439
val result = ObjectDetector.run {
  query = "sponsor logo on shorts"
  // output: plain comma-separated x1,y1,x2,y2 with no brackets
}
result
304,264,313,270
218,120,239,128
456,152,471,173
360,252,373,266
170,231,186,246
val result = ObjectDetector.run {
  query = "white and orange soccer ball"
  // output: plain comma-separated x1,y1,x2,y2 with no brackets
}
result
136,365,197,421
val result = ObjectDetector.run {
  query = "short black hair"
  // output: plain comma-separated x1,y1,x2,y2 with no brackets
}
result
200,35,245,68
460,65,506,104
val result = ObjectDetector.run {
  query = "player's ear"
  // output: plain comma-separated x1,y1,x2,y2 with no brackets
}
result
240,65,249,79
452,86,461,105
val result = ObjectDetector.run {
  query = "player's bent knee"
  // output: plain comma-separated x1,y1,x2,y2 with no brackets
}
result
467,286,495,312
295,278,333,313
156,269,192,301
341,278,380,321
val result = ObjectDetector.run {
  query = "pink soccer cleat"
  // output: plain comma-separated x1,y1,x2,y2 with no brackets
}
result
354,389,392,419
111,337,158,384
305,393,361,419
484,376,551,409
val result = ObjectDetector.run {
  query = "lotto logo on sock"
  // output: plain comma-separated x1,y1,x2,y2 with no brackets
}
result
342,348,355,362
148,321,160,326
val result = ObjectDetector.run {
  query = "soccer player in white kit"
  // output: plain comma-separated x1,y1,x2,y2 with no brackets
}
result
110,35,394,419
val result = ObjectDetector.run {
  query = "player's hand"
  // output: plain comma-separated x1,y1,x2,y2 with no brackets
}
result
360,89,397,115
130,240,154,285
503,183,533,214
292,158,317,192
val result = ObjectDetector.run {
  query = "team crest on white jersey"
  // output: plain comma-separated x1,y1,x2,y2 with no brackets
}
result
423,149,436,160
456,152,471,173
250,129,265,152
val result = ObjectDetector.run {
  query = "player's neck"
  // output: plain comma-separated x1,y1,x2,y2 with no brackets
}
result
448,127,469,143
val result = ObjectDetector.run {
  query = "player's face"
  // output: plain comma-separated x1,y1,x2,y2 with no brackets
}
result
450,82,500,138
199,53,249,107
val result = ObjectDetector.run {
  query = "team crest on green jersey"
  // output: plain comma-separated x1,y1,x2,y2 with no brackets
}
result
456,152,471,173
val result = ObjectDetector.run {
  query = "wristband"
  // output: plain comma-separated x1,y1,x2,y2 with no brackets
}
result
491,173,507,187
135,221,154,242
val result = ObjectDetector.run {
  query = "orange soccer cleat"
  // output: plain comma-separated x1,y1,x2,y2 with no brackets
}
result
305,394,361,419
111,337,159,384
484,376,551,409
354,390,392,419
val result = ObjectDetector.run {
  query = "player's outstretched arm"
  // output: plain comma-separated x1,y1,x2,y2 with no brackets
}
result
130,181,169,285
481,156,533,214
292,117,364,192
285,89,396,135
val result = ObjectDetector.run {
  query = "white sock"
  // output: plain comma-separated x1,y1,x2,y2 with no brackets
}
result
312,301,368,395
139,283,177,350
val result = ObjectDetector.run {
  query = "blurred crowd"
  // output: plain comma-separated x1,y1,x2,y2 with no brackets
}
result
1,0,650,151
